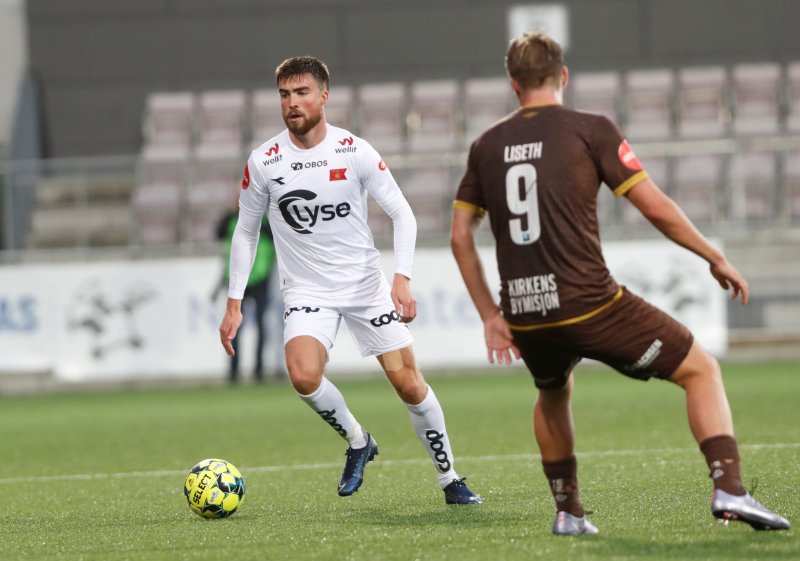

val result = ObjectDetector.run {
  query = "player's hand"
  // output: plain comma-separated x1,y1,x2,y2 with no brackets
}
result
484,309,521,365
709,257,749,304
391,273,417,323
219,299,243,356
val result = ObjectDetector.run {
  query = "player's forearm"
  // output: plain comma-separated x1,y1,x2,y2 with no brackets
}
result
227,219,260,299
648,199,724,266
451,236,500,321
388,196,417,278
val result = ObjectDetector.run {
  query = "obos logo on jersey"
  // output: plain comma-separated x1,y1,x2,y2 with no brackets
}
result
618,140,642,171
278,190,351,234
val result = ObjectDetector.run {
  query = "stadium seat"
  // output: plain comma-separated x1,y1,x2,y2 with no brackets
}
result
198,89,248,146
729,150,777,220
673,154,725,222
783,150,800,218
326,85,356,132
398,166,452,237
133,144,190,244
571,71,621,121
677,66,730,138
623,69,675,140
731,63,782,136
786,62,800,133
187,144,241,243
142,91,196,148
357,82,407,155
252,88,284,146
407,80,460,152
463,77,515,144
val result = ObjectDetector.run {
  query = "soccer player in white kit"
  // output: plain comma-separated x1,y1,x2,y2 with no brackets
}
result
218,56,481,504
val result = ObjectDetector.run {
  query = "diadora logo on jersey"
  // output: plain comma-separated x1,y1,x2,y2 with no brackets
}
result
618,140,643,171
504,142,543,163
290,160,328,171
241,163,250,189
378,160,388,171
369,310,400,327
272,177,285,185
262,143,282,166
329,168,347,181
425,430,452,472
277,189,352,234
335,136,357,153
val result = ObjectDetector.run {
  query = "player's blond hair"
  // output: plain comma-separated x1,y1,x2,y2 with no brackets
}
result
505,32,564,91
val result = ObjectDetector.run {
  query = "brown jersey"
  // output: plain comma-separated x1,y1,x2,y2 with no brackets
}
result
455,103,648,329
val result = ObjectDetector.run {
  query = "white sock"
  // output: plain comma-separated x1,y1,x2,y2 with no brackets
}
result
405,385,459,488
297,377,367,449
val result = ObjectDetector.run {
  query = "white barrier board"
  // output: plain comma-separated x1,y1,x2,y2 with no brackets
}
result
0,241,725,381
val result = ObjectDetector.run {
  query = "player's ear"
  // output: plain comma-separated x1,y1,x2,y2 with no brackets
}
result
509,77,522,99
321,88,329,106
561,66,569,89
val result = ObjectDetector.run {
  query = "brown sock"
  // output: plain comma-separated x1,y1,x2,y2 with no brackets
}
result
699,434,746,496
542,455,584,517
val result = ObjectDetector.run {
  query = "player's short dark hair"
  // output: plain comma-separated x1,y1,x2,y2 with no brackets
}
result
275,56,330,90
505,32,564,90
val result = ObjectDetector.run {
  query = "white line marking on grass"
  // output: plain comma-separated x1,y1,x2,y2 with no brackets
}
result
2,442,798,485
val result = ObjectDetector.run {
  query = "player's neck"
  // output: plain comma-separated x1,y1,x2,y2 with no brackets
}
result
288,120,328,150
517,88,563,109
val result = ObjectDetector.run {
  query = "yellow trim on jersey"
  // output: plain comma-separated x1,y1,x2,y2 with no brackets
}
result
519,102,561,110
453,200,486,218
613,171,649,197
508,287,624,332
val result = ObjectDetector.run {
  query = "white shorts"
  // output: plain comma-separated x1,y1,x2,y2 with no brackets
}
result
282,282,413,358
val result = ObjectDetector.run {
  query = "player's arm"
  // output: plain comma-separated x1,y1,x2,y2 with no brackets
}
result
625,177,749,303
361,148,418,322
219,160,269,355
451,206,520,364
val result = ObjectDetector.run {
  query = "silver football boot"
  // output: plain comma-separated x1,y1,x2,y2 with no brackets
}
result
712,489,791,530
552,511,599,536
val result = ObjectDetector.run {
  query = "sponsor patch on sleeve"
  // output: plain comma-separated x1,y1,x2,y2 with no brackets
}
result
378,160,387,171
618,140,642,171
241,163,250,189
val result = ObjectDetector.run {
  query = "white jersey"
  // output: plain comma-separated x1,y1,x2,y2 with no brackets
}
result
229,124,417,307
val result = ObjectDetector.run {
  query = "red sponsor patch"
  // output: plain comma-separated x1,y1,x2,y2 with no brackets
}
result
378,160,387,171
265,143,279,156
241,163,250,189
329,168,347,181
618,140,642,171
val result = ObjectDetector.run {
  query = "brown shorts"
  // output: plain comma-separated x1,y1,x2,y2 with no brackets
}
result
510,287,694,389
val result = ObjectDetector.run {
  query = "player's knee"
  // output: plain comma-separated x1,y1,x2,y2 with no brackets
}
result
395,370,427,403
670,344,721,388
286,359,323,395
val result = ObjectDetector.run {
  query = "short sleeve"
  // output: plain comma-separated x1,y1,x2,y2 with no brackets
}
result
591,116,649,197
453,141,487,217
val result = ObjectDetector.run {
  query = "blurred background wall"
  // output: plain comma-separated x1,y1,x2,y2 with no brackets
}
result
0,0,28,149
24,0,800,157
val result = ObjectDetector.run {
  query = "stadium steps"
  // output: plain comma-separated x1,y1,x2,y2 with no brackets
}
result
27,176,135,248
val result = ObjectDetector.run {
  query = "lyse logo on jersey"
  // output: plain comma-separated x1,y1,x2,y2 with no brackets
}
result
329,168,347,181
278,189,352,234
618,140,643,171
241,164,250,189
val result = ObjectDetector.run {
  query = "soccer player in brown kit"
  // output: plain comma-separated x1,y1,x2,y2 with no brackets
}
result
451,32,791,535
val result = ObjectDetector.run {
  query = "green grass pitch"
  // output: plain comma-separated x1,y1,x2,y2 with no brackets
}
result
1,361,798,561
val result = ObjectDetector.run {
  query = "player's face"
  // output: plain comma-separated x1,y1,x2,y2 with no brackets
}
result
279,74,328,136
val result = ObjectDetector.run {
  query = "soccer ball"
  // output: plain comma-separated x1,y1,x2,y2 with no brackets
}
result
184,458,246,519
